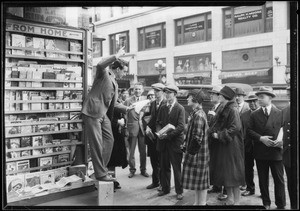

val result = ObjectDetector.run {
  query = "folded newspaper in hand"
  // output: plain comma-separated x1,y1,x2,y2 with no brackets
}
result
132,99,150,114
155,124,175,138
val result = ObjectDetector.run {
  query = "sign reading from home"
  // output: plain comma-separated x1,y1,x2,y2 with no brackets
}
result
234,10,262,24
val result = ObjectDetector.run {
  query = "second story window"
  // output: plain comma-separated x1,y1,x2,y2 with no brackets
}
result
223,2,273,38
175,13,212,46
109,31,130,55
138,23,166,51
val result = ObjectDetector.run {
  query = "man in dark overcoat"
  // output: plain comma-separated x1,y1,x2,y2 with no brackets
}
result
156,84,185,200
247,86,286,209
145,83,166,189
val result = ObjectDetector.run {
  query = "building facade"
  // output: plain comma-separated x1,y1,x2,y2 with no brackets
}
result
91,2,290,87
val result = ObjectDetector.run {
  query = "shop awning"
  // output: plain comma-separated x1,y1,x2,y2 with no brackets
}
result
173,71,211,79
219,68,270,80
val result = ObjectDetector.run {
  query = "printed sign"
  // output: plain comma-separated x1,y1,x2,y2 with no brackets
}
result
234,10,262,24
184,21,204,32
145,30,161,48
6,21,83,40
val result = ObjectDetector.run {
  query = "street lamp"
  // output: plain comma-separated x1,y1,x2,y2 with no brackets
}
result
154,59,166,83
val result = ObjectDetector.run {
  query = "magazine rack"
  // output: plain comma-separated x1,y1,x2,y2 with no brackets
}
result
4,17,94,205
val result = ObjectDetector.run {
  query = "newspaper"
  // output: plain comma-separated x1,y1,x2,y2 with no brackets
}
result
156,124,175,137
132,100,150,114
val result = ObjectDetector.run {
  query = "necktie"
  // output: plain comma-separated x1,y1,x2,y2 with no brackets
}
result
167,104,172,113
136,97,139,102
263,107,268,118
156,102,160,110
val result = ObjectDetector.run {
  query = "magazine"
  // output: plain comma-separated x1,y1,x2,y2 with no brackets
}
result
6,174,25,194
16,160,30,171
155,124,176,138
25,172,41,187
40,171,55,184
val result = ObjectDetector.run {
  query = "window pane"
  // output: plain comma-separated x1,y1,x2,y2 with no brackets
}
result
234,6,263,37
265,2,273,32
110,35,115,55
145,24,162,49
138,29,144,51
183,15,205,43
174,54,212,73
207,13,212,41
115,32,127,52
224,8,232,38
162,24,166,47
175,20,182,45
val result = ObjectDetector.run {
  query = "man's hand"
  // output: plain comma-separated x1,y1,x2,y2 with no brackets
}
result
126,104,135,112
212,132,218,139
208,110,216,116
259,136,274,147
116,46,126,59
117,118,125,127
272,139,283,148
146,126,152,134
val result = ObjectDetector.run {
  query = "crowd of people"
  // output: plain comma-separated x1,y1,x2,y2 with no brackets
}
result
82,48,295,209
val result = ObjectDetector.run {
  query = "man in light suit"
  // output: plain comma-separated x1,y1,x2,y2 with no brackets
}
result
145,83,167,189
124,82,149,178
156,84,185,200
82,47,133,181
247,86,286,209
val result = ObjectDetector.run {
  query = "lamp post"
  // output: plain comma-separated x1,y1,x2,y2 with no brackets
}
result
154,59,166,83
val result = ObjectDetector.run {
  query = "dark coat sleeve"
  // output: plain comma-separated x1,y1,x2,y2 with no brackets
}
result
247,112,261,142
167,106,185,140
217,107,241,144
95,55,116,79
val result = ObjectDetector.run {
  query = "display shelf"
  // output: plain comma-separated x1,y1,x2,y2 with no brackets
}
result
6,161,73,175
5,87,83,91
6,78,83,83
6,108,81,114
6,54,84,63
7,150,72,162
5,119,82,127
6,46,84,55
6,142,83,152
6,99,82,104
6,129,82,138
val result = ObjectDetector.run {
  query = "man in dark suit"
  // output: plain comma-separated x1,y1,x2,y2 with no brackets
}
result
247,86,286,209
82,47,133,182
145,83,167,190
240,93,260,196
282,87,296,209
156,84,185,200
124,82,149,178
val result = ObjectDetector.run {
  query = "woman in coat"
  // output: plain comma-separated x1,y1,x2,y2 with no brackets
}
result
181,89,210,205
207,86,245,205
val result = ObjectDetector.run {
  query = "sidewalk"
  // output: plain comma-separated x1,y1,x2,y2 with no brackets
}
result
37,150,291,208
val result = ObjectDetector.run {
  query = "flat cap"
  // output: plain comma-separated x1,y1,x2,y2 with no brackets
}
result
163,84,179,93
151,83,165,91
255,86,276,98
208,85,223,94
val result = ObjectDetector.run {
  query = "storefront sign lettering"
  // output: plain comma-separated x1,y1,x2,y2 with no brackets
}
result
234,10,262,23
6,21,83,40
184,21,204,32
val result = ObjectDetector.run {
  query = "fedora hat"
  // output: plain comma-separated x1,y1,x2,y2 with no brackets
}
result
255,86,276,98
219,85,236,100
164,84,179,93
208,85,223,94
244,94,258,102
188,89,205,104
235,87,246,96
151,83,165,91
147,89,155,96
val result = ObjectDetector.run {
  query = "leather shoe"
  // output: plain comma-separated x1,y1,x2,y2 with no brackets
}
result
114,181,121,189
158,190,169,196
264,205,270,210
157,185,162,191
218,193,228,201
128,172,135,178
98,175,116,182
146,183,159,189
141,172,149,177
242,190,255,196
177,193,183,200
240,185,247,191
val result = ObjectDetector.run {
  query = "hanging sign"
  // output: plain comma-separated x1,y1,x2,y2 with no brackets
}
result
6,21,83,40
234,10,262,24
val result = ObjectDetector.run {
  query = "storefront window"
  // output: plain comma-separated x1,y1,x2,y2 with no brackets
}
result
93,40,103,58
109,31,129,55
175,13,211,46
174,53,211,73
137,58,166,86
138,23,166,51
223,2,273,38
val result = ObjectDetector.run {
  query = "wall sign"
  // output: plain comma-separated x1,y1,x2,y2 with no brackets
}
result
184,21,204,32
234,10,262,23
6,21,83,40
